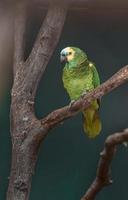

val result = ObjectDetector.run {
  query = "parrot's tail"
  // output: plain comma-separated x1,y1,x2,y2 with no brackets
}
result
82,101,102,138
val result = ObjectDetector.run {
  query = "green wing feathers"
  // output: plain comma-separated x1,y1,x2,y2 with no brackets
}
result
91,63,100,87
82,100,102,138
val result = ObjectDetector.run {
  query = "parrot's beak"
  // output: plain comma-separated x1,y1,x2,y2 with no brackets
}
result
60,55,67,63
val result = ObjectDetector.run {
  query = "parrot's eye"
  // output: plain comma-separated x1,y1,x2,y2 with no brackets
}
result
69,52,72,55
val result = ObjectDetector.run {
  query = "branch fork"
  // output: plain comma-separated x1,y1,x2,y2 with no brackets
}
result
6,1,128,200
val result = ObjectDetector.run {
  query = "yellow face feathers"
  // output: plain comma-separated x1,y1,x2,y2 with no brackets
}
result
60,47,75,62
65,47,75,62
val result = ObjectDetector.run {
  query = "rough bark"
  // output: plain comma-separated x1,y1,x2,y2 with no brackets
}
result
13,2,27,75
7,2,68,200
81,129,128,200
6,0,128,200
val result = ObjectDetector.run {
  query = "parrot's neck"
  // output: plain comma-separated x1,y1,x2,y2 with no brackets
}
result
65,59,90,74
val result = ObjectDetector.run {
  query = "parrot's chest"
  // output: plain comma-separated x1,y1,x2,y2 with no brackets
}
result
63,69,93,100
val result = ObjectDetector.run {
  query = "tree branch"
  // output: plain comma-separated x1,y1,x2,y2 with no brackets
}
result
22,1,68,98
80,128,128,200
8,0,128,199
13,2,27,75
7,2,68,200
40,65,128,130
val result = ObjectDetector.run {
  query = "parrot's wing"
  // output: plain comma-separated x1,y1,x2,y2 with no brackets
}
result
91,62,101,107
91,63,100,88
81,60,100,87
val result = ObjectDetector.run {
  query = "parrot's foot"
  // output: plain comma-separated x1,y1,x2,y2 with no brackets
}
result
69,100,76,108
81,90,89,98
81,91,86,97
81,89,91,98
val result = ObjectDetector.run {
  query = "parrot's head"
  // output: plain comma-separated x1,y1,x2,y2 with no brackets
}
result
60,47,87,68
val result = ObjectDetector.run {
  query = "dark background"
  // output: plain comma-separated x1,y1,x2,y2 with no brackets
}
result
0,2,128,200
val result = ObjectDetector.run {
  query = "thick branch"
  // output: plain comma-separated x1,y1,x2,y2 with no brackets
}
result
13,2,27,75
7,2,68,200
22,2,68,98
81,128,128,200
41,65,128,130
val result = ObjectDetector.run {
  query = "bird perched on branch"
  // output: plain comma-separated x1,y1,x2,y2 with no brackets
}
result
60,47,101,138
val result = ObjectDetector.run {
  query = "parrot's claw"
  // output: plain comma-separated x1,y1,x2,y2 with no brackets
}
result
81,91,87,98
81,89,91,98
69,100,76,108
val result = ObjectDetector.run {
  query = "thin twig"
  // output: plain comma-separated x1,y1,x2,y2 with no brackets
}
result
81,129,128,200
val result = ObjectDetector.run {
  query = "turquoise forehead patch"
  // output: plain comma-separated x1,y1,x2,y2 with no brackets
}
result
60,47,70,55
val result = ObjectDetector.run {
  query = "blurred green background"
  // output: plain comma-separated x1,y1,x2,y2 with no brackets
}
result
0,2,128,200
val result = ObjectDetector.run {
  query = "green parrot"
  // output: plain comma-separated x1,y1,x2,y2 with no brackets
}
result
60,47,101,138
